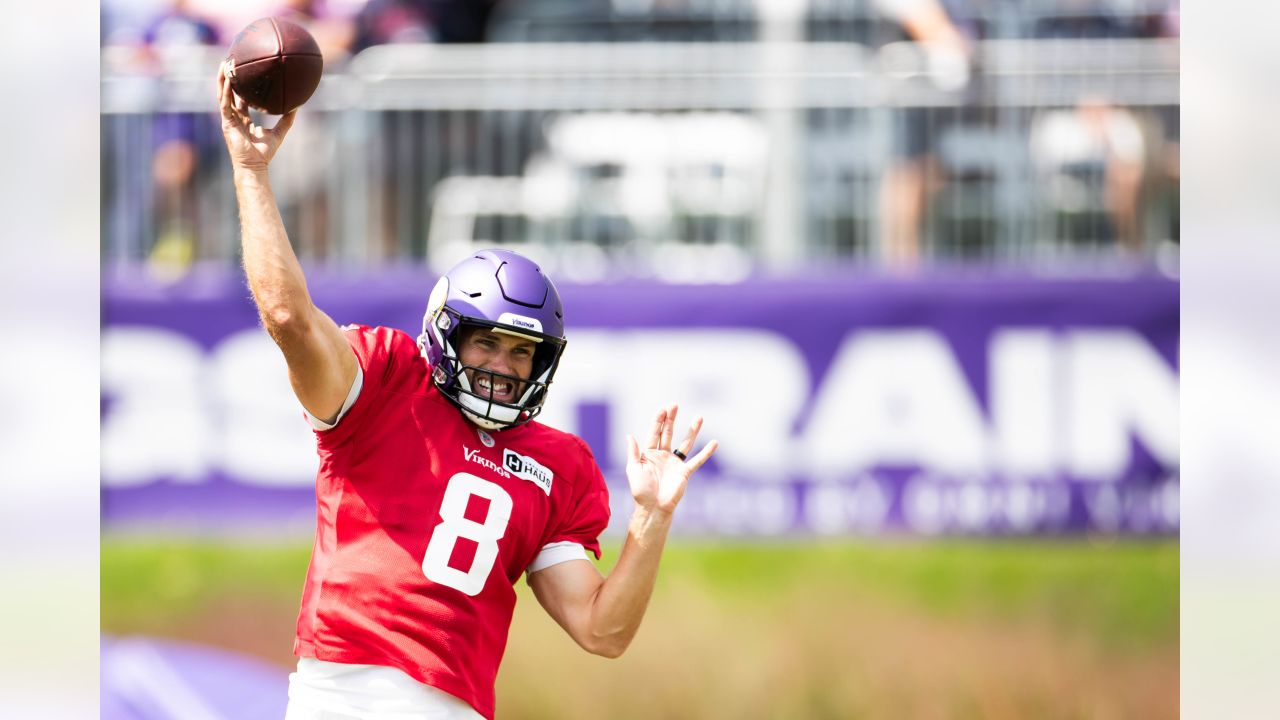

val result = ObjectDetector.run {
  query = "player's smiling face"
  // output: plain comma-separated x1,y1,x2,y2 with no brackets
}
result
457,327,536,404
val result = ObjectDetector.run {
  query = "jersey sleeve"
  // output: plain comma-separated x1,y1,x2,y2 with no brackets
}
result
310,325,406,448
541,437,612,561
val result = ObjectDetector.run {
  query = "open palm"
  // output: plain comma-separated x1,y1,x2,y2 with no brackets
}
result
626,405,718,514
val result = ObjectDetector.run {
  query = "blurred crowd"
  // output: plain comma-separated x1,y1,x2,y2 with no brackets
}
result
103,0,503,273
101,0,1180,277
865,0,1179,267
100,0,1180,67
101,0,502,61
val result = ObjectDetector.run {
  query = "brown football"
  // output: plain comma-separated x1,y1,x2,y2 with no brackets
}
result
225,17,323,115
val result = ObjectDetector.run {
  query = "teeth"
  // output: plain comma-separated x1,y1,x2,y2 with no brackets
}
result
475,376,512,397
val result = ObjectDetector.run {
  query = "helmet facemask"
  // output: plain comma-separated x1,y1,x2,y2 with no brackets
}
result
415,251,569,431
419,306,566,431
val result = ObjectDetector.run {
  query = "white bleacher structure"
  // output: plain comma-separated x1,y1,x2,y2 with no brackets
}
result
101,1,1179,279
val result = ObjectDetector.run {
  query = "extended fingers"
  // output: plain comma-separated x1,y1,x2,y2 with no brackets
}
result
661,404,678,451
684,439,719,473
217,63,232,113
218,64,251,118
644,405,708,460
218,68,246,126
645,408,665,450
674,416,703,458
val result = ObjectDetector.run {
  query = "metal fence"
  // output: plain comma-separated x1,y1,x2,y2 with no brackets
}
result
101,37,1178,280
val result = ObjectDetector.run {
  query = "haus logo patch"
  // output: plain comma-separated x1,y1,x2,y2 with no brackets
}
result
503,449,553,495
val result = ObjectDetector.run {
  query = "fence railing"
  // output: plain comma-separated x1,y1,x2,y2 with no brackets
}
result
101,39,1178,280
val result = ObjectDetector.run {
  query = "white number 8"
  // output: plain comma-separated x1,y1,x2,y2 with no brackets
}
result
422,473,513,596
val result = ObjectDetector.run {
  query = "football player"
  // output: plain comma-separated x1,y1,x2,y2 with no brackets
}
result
216,64,718,720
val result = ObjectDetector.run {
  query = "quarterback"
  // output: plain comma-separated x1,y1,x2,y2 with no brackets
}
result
217,65,718,719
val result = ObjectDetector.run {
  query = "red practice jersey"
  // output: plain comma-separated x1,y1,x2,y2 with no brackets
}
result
294,325,611,719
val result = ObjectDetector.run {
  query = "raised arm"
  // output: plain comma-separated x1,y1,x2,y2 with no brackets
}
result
528,406,718,658
217,63,357,423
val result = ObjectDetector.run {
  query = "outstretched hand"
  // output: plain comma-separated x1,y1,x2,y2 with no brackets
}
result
216,61,297,173
626,405,718,515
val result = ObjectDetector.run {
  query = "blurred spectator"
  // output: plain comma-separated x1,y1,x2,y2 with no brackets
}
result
428,0,501,43
261,0,358,264
349,0,501,261
102,0,177,48
353,0,438,49
1029,97,1148,255
234,2,358,264
101,0,222,72
352,0,500,51
141,0,220,51
1031,0,1142,39
274,0,357,66
874,0,1178,266
1156,0,1179,251
872,0,982,270
134,0,225,277
1025,0,1178,258
347,0,438,260
266,116,341,264
1160,0,1179,37
1029,0,1179,40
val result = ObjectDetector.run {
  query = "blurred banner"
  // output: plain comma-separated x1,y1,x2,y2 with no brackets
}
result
102,635,287,719
103,270,1178,537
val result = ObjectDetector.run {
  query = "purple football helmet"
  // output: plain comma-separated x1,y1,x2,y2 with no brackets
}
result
417,249,567,430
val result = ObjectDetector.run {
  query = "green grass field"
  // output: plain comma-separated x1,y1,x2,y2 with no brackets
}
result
102,537,1177,719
